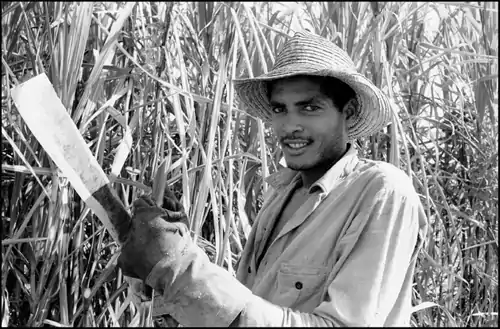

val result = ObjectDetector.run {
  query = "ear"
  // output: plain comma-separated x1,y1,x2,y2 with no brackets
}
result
343,98,358,120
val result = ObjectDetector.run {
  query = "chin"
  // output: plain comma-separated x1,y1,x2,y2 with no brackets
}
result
285,153,337,172
285,160,317,171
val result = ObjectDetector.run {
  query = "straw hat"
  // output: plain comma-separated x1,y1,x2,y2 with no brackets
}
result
233,31,392,140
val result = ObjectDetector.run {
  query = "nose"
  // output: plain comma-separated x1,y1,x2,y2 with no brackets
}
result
279,112,303,135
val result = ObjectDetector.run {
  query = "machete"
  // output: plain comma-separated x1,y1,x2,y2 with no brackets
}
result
10,73,170,319
11,73,131,243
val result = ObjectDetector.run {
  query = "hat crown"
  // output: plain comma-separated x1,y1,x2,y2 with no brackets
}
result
273,31,357,73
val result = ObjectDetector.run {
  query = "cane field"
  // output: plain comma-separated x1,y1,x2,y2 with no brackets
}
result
1,1,498,327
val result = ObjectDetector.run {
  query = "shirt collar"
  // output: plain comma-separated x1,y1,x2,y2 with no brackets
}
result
265,144,359,194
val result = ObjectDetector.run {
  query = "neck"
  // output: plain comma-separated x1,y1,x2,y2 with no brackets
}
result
299,162,334,189
299,144,350,189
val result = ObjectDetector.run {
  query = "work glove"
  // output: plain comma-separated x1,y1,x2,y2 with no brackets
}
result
117,189,191,282
118,187,257,326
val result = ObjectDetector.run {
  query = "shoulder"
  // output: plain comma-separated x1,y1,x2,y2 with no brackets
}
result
353,158,418,201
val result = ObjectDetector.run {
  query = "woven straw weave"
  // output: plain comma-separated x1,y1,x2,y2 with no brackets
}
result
233,31,392,140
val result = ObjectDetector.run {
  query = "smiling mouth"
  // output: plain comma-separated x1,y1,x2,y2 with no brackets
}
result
287,142,308,149
282,140,312,151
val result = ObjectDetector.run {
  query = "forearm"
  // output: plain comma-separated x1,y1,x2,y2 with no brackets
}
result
146,247,250,326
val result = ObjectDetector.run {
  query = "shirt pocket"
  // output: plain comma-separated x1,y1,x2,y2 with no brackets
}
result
274,263,328,309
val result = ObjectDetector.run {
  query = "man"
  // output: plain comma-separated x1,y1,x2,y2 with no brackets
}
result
118,31,428,326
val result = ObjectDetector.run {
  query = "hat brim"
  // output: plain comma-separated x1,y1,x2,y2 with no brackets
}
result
234,64,392,140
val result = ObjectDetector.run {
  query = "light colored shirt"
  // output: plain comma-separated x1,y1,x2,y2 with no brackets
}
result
148,145,428,327
234,145,428,326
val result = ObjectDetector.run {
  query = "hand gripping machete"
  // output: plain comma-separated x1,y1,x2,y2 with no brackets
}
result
11,73,170,319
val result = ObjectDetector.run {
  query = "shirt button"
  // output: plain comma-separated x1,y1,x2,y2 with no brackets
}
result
295,281,303,290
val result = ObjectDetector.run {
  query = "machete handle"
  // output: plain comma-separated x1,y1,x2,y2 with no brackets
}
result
92,184,132,244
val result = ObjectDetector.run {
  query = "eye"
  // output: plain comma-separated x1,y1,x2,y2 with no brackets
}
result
271,106,286,114
303,105,320,112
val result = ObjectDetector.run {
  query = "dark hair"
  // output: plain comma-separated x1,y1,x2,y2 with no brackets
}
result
266,75,356,112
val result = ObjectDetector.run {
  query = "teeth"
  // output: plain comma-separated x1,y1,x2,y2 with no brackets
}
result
288,142,307,149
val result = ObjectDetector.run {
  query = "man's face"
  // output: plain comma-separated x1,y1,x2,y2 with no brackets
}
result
269,76,349,171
